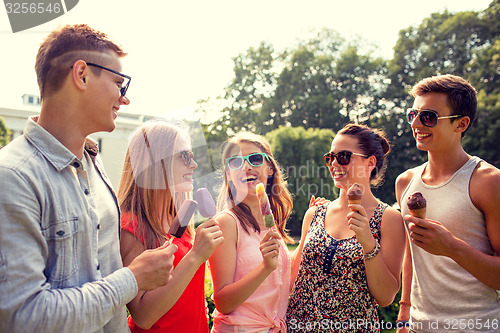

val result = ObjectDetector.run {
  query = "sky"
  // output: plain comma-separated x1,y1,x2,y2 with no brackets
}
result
0,0,493,120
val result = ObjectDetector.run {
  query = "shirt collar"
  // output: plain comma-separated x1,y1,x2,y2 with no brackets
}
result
24,116,91,172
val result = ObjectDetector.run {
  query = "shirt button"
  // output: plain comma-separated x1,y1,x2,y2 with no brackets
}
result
73,162,80,168
84,188,90,195
97,264,100,271
97,224,101,230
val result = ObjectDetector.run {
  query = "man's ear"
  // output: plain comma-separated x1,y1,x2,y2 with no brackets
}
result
455,116,470,134
72,60,89,92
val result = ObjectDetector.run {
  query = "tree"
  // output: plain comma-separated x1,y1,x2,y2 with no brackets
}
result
0,116,11,149
201,41,279,137
261,29,388,133
265,126,335,236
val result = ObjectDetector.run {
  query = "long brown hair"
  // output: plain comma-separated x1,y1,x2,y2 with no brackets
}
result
118,120,193,249
218,132,293,243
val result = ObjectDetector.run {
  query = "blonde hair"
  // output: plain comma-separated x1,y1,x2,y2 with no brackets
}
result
118,120,193,249
218,131,293,243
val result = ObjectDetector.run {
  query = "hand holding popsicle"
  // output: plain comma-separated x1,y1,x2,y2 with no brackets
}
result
168,199,198,238
256,183,275,228
191,188,224,262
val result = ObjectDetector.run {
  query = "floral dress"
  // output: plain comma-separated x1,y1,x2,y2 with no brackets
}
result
286,202,387,333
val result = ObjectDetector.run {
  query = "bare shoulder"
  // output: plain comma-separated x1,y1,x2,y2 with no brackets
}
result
381,205,404,229
380,205,405,249
471,160,500,188
214,211,238,241
470,161,500,210
395,167,419,204
215,211,237,229
382,205,403,220
304,206,317,223
396,168,416,189
299,205,319,239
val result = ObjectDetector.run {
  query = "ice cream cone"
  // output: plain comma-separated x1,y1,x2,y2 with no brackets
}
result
409,207,426,219
407,192,427,219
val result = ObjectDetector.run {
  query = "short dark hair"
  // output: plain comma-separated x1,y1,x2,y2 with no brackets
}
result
338,123,391,187
410,74,477,136
35,24,126,100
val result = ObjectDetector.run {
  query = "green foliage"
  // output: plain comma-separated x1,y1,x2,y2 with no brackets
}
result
204,267,215,329
265,126,336,235
0,116,11,149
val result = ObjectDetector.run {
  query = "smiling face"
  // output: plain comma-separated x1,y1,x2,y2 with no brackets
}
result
225,142,274,204
328,134,373,191
411,92,461,153
169,135,197,193
85,52,130,133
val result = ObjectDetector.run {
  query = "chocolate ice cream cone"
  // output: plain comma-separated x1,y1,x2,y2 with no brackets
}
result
409,207,426,219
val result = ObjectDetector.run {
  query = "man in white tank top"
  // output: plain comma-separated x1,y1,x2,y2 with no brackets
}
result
395,75,500,333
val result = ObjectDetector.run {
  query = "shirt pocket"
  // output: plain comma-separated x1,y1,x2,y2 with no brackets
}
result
41,218,79,287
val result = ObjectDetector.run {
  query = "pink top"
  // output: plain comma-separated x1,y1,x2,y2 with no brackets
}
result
211,210,291,333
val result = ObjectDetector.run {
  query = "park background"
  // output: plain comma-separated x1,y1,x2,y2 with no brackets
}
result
1,0,499,331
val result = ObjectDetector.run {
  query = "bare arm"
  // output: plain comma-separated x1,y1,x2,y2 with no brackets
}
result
209,213,280,314
350,205,405,307
122,219,223,329
290,206,316,288
397,238,413,333
395,170,414,332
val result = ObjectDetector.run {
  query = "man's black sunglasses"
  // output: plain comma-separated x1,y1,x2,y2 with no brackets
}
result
406,108,463,128
87,62,131,97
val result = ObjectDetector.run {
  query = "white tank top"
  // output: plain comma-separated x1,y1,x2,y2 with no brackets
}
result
400,156,500,332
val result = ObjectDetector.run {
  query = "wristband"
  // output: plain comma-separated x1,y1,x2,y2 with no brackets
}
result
396,320,410,328
363,240,380,260
399,300,411,307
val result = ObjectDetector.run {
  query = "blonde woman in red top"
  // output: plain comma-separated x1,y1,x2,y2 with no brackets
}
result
119,120,223,332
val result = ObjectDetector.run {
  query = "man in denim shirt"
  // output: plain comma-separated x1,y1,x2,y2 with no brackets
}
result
0,24,177,332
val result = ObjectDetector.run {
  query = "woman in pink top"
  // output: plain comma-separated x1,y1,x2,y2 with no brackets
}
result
209,132,293,332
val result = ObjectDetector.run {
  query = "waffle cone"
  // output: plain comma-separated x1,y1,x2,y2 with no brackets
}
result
348,199,362,205
409,207,426,219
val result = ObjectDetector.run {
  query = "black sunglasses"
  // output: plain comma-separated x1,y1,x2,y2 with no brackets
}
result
87,62,131,97
406,108,462,128
324,150,367,166
225,153,269,170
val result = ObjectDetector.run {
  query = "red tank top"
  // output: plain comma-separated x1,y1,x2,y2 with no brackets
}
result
121,212,209,333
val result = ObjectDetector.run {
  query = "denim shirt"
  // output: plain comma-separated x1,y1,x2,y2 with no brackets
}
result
0,117,137,332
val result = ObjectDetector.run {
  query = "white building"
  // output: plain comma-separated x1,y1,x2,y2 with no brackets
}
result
0,99,153,189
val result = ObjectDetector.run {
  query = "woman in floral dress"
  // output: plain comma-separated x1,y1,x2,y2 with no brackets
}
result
286,124,406,332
